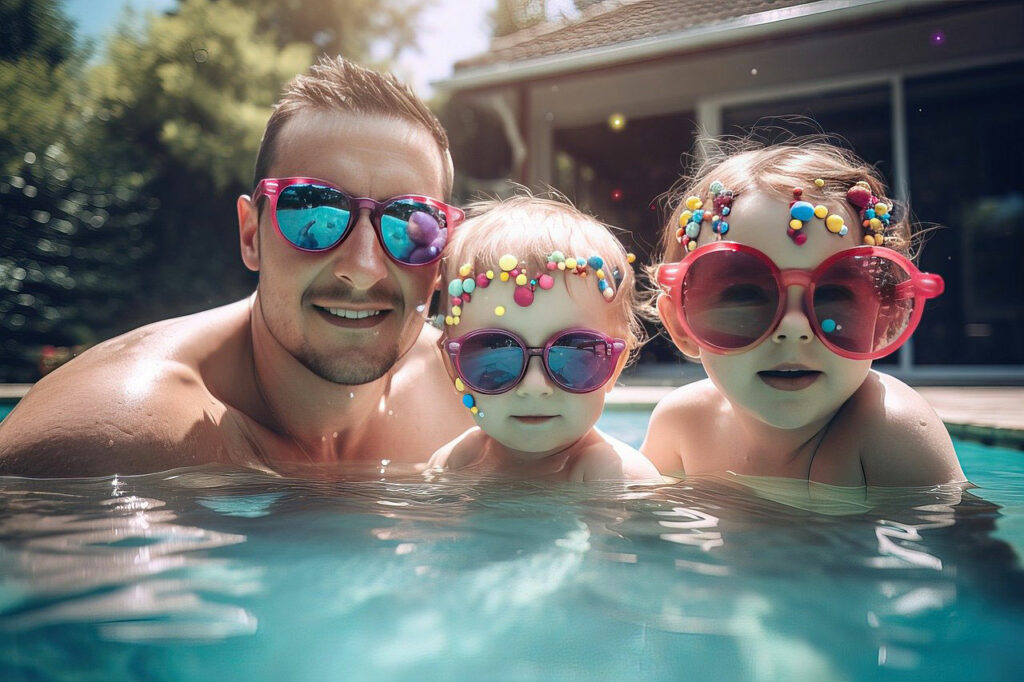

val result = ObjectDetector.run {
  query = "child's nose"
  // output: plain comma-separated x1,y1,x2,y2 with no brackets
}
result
771,286,813,345
515,356,555,397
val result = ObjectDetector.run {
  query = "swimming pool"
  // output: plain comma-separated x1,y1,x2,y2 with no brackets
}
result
1,410,1022,680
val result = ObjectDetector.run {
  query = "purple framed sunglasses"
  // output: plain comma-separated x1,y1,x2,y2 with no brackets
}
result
444,327,627,395
253,177,465,266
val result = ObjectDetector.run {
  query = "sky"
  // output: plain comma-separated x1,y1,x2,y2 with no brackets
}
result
62,0,496,97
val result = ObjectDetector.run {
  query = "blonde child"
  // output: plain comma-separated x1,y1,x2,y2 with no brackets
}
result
643,139,965,486
427,196,659,482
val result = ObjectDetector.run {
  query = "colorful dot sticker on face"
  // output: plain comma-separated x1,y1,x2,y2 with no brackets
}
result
821,318,838,333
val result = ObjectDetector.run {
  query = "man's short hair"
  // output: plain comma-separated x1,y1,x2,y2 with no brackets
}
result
253,56,453,197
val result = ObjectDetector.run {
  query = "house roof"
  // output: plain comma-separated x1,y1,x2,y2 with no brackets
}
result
456,0,811,70
440,0,938,91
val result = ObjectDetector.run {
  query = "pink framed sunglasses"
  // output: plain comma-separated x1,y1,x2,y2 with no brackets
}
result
253,177,465,266
657,242,945,360
444,328,627,395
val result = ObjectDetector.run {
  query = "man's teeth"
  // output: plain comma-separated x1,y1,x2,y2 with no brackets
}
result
325,308,383,319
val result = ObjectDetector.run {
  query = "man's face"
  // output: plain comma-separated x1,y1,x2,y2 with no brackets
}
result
252,110,447,384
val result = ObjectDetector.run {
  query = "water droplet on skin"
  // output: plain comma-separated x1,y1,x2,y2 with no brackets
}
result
349,392,355,399
387,409,394,416
332,432,338,438
416,304,425,313
750,68,758,76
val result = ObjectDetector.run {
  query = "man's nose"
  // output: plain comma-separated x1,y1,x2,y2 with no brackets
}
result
515,356,555,398
332,210,388,289
771,285,813,345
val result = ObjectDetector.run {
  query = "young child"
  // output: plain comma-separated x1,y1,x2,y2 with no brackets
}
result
427,195,659,482
643,139,966,487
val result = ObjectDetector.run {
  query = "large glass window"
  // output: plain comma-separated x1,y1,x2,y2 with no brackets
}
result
905,61,1024,365
552,112,698,363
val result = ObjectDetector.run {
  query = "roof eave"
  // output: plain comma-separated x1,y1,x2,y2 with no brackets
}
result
435,0,937,93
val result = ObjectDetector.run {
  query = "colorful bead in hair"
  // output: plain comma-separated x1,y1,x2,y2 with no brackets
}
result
786,179,849,245
443,250,635,326
676,181,732,252
846,180,893,246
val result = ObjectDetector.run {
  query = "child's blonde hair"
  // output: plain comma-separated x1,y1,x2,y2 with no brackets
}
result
657,136,912,266
441,192,644,355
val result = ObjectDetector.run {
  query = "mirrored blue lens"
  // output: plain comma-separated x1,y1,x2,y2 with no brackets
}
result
458,333,524,393
276,184,351,250
381,199,447,264
547,332,615,392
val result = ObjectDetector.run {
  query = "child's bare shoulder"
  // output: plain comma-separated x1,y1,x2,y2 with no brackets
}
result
571,430,660,482
642,379,722,472
837,372,964,486
427,427,488,471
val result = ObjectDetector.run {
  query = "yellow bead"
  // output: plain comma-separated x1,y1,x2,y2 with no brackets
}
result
445,315,454,326
627,253,636,263
453,316,460,325
498,254,518,271
687,240,697,252
595,269,605,280
869,217,882,230
500,272,509,282
825,214,845,233
486,270,494,279
470,406,478,414
458,263,472,277
454,378,465,392
814,205,828,219
452,305,461,316
863,234,876,246
557,262,566,270
790,219,803,230
565,258,577,269
515,273,527,286
874,202,888,215
685,196,703,211
814,178,825,188
679,210,693,226
495,306,506,316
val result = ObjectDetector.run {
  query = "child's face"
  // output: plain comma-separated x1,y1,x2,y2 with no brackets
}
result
447,272,624,458
680,190,873,430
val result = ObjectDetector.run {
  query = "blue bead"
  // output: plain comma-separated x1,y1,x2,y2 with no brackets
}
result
821,318,837,333
719,222,729,235
598,279,608,291
721,206,731,216
864,209,876,219
587,256,603,270
790,201,814,222
462,394,475,408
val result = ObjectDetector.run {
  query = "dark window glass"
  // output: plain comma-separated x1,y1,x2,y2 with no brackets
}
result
906,61,1024,365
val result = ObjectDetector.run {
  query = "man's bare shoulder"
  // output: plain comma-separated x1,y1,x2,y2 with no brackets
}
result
0,301,253,477
839,372,964,486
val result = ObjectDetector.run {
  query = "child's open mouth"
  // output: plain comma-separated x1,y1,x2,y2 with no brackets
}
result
757,369,823,391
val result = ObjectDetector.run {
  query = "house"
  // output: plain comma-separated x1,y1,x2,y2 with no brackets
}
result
437,0,1024,381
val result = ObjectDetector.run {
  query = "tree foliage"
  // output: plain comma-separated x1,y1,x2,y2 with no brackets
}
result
0,0,429,381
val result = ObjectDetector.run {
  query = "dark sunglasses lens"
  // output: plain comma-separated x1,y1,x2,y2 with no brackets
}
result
458,332,525,393
380,199,448,264
547,331,617,392
814,253,914,356
276,183,351,250
683,250,779,349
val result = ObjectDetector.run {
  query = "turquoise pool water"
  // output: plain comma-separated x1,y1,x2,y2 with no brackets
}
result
1,410,1022,680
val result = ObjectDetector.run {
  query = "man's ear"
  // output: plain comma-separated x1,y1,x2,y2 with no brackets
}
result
237,195,260,272
656,293,701,359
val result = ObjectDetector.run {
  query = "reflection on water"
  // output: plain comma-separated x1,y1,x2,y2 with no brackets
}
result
1,461,1023,681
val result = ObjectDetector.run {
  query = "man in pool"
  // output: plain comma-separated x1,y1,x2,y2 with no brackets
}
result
0,57,475,476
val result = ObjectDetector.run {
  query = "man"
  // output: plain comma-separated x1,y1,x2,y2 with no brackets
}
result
0,57,474,476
